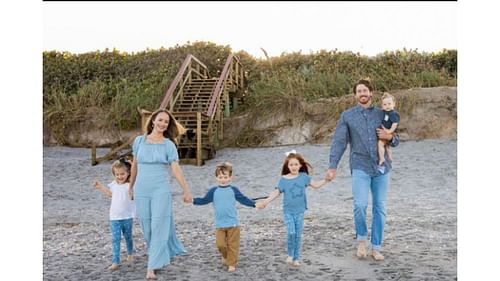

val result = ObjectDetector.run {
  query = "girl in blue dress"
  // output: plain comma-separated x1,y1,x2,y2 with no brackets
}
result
128,109,193,280
256,150,330,267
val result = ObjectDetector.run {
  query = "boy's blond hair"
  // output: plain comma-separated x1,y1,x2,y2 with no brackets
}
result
215,162,233,176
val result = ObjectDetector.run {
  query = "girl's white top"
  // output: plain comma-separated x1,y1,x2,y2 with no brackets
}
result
108,181,135,220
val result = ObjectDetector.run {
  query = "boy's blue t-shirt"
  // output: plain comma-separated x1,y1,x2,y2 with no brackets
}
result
193,185,255,228
276,172,311,214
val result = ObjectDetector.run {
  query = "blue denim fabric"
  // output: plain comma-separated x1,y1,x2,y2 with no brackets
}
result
329,105,400,177
283,212,305,261
110,218,134,264
352,169,389,251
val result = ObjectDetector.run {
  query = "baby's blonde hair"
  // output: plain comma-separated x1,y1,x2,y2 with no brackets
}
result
381,92,395,103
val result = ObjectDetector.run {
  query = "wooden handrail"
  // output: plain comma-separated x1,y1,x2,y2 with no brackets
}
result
159,54,209,110
205,54,243,117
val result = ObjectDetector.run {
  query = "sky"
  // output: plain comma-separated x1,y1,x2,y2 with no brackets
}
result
43,2,457,58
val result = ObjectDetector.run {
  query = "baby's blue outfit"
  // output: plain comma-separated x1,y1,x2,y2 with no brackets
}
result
276,172,311,261
132,135,186,270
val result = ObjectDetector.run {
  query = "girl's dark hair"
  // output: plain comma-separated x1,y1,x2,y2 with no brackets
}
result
146,109,180,145
281,153,312,175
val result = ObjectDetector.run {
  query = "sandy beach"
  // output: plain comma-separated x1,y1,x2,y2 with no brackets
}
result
43,139,457,280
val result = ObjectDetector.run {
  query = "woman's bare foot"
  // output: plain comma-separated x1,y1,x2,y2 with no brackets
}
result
371,250,385,261
126,255,134,263
356,241,367,258
146,270,157,279
228,266,236,272
221,256,227,265
107,263,119,271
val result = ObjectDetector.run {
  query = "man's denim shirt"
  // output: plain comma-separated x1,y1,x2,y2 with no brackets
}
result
329,105,400,177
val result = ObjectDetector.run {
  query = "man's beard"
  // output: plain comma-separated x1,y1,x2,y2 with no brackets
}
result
357,95,372,104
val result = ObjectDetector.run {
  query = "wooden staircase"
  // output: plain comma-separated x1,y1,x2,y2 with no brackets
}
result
141,54,246,166
91,54,246,166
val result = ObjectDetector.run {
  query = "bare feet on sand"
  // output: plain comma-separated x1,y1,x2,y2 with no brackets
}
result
356,241,367,259
126,255,134,263
107,263,119,270
286,256,293,265
221,257,228,265
146,270,157,279
228,266,236,272
371,250,385,261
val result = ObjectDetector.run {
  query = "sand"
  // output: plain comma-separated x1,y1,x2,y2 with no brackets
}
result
43,140,457,280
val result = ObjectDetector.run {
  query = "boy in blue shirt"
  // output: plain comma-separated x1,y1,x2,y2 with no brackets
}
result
191,162,256,272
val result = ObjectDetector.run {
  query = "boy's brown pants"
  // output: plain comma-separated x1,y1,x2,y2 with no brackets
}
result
216,226,240,267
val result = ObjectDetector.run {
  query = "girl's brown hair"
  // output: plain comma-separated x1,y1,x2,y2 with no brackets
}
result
146,109,181,145
281,153,313,175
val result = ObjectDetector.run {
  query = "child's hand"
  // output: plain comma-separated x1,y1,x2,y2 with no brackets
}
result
255,201,266,209
93,180,101,189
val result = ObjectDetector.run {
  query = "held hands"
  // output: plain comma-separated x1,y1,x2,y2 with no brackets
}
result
255,200,267,210
325,168,337,181
183,189,193,204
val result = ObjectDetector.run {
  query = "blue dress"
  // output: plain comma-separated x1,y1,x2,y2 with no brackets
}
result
132,135,186,270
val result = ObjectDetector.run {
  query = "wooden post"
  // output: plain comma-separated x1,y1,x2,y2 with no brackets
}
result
224,88,230,117
91,144,97,166
196,112,202,166
232,96,238,110
219,107,224,141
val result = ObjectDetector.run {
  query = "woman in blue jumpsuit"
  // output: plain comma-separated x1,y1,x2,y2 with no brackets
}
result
129,109,193,280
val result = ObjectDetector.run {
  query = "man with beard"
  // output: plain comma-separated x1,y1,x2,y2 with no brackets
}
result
325,78,399,261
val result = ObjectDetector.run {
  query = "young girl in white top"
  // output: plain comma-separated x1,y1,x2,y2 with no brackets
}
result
93,158,136,270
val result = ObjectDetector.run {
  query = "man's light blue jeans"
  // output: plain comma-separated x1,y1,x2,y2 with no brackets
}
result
352,169,390,251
